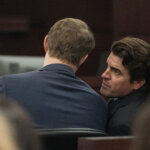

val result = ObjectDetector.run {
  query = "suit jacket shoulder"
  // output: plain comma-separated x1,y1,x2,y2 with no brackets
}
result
0,64,108,130
107,90,150,135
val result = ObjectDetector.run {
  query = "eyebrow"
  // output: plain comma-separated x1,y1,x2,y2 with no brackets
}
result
110,66,122,74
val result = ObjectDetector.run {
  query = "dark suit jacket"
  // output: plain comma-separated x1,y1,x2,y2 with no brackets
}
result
0,64,107,131
107,90,150,136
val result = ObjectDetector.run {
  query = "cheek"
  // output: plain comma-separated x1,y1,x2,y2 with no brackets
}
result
110,78,132,96
111,77,130,90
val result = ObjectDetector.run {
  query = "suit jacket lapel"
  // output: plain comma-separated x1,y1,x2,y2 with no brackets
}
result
108,98,127,118
108,91,143,119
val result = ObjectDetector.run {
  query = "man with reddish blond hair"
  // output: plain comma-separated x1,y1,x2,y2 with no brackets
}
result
0,18,107,131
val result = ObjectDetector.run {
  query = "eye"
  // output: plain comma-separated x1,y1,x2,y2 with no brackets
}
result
111,67,122,75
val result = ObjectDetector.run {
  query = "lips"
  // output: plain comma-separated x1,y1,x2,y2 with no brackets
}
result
101,81,110,89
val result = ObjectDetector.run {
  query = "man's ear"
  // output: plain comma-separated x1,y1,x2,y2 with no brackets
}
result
79,54,88,66
133,79,146,90
43,35,49,53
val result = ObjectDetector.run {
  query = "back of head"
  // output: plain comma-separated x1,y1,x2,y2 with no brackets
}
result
0,97,41,150
111,36,150,92
47,18,95,65
131,101,150,150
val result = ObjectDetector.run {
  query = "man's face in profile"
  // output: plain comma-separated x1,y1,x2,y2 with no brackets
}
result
100,52,136,98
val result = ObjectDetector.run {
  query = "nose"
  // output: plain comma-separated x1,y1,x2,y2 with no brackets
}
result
101,68,111,79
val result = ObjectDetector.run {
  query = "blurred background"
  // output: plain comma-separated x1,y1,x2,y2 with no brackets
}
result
0,0,149,76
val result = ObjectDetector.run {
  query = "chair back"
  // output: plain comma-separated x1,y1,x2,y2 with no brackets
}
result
37,128,106,150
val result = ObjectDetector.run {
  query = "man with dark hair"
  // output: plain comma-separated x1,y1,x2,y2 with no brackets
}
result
100,36,150,135
0,18,107,130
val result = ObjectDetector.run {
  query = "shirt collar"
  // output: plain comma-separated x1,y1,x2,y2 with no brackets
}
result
40,64,75,75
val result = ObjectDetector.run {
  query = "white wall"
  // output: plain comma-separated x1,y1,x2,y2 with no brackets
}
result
0,55,44,75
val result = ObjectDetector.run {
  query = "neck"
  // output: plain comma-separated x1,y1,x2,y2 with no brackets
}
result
43,52,78,72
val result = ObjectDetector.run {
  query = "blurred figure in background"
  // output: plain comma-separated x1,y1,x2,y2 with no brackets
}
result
0,96,41,150
130,100,150,150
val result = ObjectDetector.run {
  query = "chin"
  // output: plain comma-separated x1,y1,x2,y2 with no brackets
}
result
100,89,110,97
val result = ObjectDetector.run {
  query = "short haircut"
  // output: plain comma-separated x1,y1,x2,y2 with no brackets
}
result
111,36,150,92
47,18,95,65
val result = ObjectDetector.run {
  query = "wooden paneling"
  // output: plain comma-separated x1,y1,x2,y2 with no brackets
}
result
78,136,133,150
113,0,150,42
0,0,112,75
2,0,150,75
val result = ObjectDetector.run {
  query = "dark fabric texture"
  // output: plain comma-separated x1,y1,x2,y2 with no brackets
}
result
0,64,107,131
107,90,150,136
